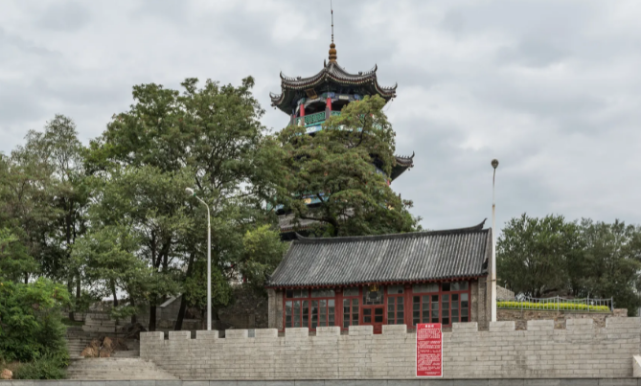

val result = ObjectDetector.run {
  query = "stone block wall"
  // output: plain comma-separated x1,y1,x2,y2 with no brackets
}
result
141,317,641,380
5,380,641,385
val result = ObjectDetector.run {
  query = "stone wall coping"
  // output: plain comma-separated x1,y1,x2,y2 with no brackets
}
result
225,329,249,339
317,326,341,336
255,328,278,338
196,330,220,339
168,330,191,340
382,324,407,335
348,325,373,335
139,316,641,341
489,321,516,332
526,320,555,330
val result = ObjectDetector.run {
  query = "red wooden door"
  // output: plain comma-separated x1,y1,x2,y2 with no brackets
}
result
362,305,385,334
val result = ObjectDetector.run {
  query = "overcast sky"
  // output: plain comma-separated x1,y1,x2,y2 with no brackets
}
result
1,0,640,234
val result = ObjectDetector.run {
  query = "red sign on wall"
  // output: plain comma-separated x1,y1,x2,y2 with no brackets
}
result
416,323,443,377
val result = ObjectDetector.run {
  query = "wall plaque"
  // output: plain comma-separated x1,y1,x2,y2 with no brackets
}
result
416,323,443,377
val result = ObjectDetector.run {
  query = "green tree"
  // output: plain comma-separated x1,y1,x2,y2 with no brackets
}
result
86,77,284,330
577,219,641,314
498,214,641,315
497,214,582,297
75,165,189,330
239,225,288,291
0,228,38,282
271,95,419,237
0,115,88,314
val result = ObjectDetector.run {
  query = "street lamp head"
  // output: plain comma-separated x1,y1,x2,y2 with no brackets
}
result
185,187,195,197
491,159,499,169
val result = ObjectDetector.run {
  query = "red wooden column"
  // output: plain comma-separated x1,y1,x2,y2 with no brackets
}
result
336,289,343,329
325,97,332,121
405,284,413,328
298,103,305,126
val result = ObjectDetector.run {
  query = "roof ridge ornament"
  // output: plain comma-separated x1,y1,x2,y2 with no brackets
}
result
328,0,337,63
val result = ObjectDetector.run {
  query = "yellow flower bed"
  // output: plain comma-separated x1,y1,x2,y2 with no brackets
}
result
497,300,610,312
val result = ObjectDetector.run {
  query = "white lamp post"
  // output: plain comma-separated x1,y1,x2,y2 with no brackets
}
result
186,187,212,331
490,159,499,322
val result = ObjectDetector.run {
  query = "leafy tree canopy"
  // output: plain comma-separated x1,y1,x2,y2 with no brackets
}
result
498,213,641,314
82,77,284,329
270,95,420,237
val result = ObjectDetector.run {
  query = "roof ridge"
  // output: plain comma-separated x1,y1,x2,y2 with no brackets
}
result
293,219,488,244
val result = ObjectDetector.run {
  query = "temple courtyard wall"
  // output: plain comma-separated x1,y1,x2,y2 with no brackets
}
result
139,317,641,380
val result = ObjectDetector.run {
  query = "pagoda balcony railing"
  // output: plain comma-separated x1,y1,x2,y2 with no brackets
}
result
295,111,341,127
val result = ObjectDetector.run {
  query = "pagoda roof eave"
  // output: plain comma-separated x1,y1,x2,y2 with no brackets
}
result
270,61,397,114
391,153,415,181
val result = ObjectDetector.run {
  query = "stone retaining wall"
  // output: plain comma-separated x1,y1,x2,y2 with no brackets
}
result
140,317,641,380
498,308,627,330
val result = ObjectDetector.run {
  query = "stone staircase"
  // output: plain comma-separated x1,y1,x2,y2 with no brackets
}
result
66,325,140,359
66,358,178,380
66,327,94,359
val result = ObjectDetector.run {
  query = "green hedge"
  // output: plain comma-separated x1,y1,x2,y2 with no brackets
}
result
497,300,610,312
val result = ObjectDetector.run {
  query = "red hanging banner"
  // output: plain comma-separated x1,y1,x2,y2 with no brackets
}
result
416,323,443,377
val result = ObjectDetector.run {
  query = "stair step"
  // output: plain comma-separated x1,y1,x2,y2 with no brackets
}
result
112,351,140,358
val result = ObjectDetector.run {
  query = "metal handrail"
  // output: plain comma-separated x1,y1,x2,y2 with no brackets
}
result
497,295,614,313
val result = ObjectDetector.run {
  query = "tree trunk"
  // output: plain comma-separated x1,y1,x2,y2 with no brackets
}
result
174,295,187,331
68,276,74,320
111,280,119,307
130,297,137,324
149,303,157,331
175,253,195,331
75,274,81,320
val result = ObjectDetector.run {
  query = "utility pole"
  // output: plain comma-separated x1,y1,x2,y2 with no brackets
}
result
491,159,499,322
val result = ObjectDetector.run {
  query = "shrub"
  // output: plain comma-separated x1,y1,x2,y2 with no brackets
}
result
0,278,70,364
12,353,68,380
497,300,610,312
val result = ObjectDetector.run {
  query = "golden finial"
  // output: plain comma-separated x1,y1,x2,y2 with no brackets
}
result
328,0,337,63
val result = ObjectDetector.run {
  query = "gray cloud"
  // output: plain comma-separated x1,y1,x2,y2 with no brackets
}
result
37,1,90,32
1,0,640,233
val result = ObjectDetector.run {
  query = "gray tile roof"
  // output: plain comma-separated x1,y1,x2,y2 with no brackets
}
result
267,221,491,288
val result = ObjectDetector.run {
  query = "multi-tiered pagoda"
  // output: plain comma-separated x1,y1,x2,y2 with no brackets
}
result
270,39,415,238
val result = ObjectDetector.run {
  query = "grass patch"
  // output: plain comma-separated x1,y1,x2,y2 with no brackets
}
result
498,300,610,312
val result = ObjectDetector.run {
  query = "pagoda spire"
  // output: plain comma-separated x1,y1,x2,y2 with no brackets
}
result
328,0,337,63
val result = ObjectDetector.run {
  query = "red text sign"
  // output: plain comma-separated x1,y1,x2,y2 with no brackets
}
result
416,323,443,377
